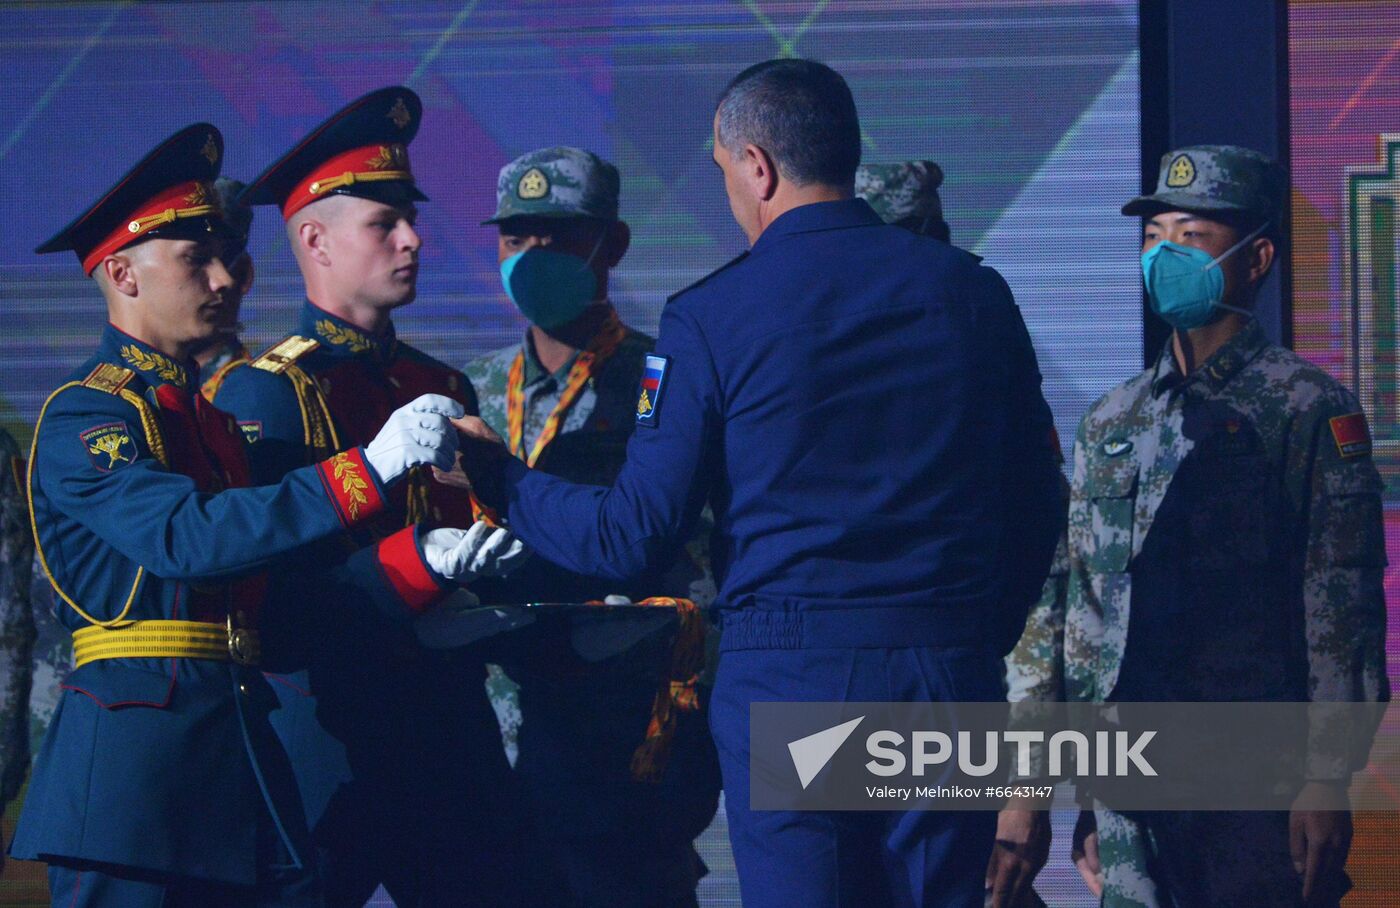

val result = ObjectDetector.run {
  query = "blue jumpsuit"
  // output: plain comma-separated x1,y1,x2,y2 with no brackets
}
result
478,199,1063,907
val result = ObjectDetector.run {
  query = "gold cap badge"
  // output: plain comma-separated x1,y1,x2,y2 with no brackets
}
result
517,167,549,200
1166,153,1195,188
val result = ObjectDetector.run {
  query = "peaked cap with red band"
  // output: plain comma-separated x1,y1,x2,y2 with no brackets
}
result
240,86,427,219
35,124,229,274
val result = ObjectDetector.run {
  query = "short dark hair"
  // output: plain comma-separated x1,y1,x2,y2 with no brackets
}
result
716,58,862,188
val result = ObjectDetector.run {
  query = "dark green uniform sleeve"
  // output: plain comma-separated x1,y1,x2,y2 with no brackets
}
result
1286,389,1389,779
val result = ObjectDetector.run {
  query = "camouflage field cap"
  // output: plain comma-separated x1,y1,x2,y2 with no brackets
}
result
1122,145,1286,223
213,177,253,261
484,146,620,224
855,160,944,224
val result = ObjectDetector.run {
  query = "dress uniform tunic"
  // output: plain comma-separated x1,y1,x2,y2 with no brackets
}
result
9,120,452,908
212,86,529,906
214,303,525,907
11,326,435,905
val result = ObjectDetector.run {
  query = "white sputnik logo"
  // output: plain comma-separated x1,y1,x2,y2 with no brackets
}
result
788,716,865,789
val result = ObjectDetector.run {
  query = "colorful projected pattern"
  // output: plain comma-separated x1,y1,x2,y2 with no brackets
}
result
1290,2,1400,904
0,2,1139,905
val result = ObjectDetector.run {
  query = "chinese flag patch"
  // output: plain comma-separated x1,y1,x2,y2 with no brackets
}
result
1329,413,1371,459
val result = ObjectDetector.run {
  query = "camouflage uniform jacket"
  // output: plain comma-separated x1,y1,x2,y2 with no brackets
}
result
0,428,35,810
466,311,714,592
465,312,717,765
1064,320,1388,777
467,310,653,471
1003,483,1070,704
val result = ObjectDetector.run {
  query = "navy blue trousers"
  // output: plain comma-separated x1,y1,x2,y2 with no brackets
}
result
710,645,1003,908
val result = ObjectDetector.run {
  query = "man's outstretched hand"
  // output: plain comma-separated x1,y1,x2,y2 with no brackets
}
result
451,415,505,445
433,415,508,492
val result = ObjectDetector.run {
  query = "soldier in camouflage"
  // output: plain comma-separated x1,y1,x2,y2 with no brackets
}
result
862,161,1066,907
0,427,35,872
855,160,951,242
466,146,720,908
2,429,71,881
195,177,255,398
1049,145,1388,906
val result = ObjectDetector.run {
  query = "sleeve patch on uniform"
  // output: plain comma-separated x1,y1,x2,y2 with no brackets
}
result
80,421,139,472
238,420,263,444
636,354,670,428
1329,413,1371,458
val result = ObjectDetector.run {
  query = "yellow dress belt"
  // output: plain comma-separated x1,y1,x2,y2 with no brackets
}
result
72,619,260,668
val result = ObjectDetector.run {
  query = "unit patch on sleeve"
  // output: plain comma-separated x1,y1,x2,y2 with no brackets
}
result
636,354,671,428
81,421,139,472
1329,413,1372,458
238,420,263,445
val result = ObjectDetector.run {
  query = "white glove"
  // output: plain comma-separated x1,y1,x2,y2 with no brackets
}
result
422,522,529,583
603,595,632,605
364,394,464,486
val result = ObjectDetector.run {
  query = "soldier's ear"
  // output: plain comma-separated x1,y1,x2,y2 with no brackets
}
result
605,220,630,268
233,253,255,297
97,253,139,298
1247,236,1275,285
744,143,779,201
295,217,333,268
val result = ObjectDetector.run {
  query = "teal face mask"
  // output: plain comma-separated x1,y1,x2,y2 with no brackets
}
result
1140,222,1266,330
499,231,604,329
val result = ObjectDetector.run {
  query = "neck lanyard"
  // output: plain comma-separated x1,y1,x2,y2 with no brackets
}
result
506,313,626,467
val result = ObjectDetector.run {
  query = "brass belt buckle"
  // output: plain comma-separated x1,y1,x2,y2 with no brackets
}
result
227,613,261,666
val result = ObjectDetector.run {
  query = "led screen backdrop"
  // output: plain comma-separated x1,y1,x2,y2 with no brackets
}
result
1290,2,1400,904
0,2,1140,904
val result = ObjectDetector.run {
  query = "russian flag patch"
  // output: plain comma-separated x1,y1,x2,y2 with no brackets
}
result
636,354,670,427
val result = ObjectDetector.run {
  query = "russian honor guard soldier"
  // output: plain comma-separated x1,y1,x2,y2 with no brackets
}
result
466,146,721,907
212,88,532,906
7,123,494,907
449,59,1063,908
1043,146,1388,906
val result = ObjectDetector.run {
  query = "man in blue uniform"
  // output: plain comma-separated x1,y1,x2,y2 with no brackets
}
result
451,59,1063,907
213,88,532,906
9,124,499,907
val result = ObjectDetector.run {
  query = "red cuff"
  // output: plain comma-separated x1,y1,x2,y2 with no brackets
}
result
376,526,445,615
315,447,386,528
